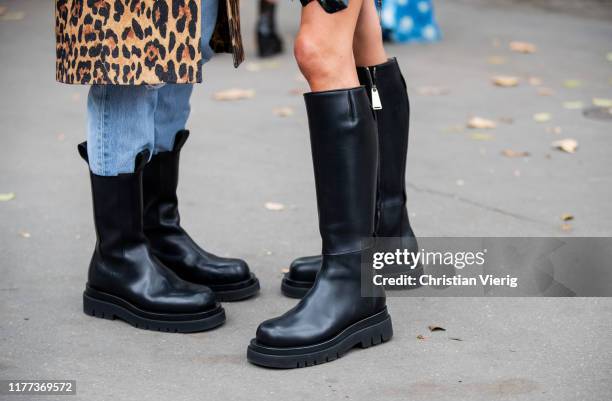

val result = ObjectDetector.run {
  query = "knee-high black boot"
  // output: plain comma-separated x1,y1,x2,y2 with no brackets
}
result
142,131,259,301
79,144,225,332
282,58,419,298
247,87,392,368
256,0,284,58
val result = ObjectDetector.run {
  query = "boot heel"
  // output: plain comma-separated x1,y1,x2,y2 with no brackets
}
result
360,314,393,348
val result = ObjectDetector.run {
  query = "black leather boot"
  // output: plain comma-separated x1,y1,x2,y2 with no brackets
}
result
142,131,259,301
247,87,392,368
282,58,420,298
78,143,225,332
256,0,283,58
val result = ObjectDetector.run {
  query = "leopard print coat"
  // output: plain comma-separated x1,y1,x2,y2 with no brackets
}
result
55,0,244,85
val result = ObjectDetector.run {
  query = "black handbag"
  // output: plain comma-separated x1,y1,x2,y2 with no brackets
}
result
300,0,349,14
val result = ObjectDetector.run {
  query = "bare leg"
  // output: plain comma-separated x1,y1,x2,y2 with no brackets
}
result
353,0,387,67
294,0,364,92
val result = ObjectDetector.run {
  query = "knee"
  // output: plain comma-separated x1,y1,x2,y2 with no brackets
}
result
294,33,335,84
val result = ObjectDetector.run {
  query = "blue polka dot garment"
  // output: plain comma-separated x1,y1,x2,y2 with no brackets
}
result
380,0,442,43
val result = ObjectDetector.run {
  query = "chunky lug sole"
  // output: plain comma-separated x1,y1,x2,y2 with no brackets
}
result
83,286,226,333
281,264,424,299
207,273,260,302
247,308,393,369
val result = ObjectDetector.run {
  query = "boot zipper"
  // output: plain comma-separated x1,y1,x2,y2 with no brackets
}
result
368,67,383,110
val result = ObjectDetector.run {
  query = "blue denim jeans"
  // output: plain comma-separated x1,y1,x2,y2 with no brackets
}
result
86,0,219,176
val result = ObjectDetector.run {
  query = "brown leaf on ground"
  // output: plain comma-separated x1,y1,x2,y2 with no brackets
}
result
416,334,426,340
428,325,446,332
213,88,255,101
289,87,307,96
546,126,563,135
273,107,294,117
449,337,463,341
467,117,496,129
492,76,519,87
537,87,554,96
528,77,543,86
509,41,536,53
487,56,506,65
501,149,530,158
264,202,285,211
0,11,25,21
561,213,574,221
552,138,578,153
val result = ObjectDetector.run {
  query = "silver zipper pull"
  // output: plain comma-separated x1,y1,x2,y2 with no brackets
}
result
371,86,383,110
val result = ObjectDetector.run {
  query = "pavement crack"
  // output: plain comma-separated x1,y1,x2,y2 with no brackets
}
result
407,182,552,227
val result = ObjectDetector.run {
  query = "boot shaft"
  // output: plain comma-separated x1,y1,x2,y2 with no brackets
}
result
142,130,190,232
303,87,378,255
357,58,413,238
78,143,150,256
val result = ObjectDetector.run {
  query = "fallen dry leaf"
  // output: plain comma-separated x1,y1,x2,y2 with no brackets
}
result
563,101,584,110
533,113,552,123
264,202,285,211
561,213,574,222
492,75,519,87
551,138,578,153
416,334,426,340
528,77,543,86
289,87,307,96
467,117,496,129
428,325,446,332
0,192,16,202
0,11,25,21
487,56,506,65
449,337,463,341
509,41,536,54
417,86,450,96
563,79,582,89
501,149,530,158
273,107,294,117
470,133,494,141
537,87,554,96
592,98,612,108
213,88,255,101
